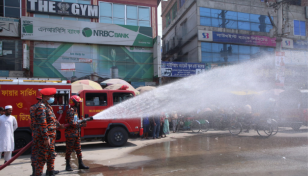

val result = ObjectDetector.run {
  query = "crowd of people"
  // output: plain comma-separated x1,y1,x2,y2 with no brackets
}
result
142,111,181,140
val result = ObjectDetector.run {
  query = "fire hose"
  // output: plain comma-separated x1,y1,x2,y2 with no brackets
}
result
0,117,93,171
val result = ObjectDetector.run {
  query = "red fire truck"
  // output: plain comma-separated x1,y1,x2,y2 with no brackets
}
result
0,77,142,151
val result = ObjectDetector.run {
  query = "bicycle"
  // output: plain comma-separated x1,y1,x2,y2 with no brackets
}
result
240,115,273,137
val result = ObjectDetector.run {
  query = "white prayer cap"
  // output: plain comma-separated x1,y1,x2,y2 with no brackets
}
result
5,105,12,109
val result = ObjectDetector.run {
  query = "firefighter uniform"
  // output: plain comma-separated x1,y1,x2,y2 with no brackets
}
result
29,100,42,175
33,88,60,176
65,108,82,159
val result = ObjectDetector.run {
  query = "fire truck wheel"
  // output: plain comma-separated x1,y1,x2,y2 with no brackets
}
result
107,127,128,147
14,132,32,154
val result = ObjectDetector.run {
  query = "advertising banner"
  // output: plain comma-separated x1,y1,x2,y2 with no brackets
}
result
161,62,205,77
21,17,153,47
33,42,153,82
0,17,19,37
212,32,276,47
153,36,162,78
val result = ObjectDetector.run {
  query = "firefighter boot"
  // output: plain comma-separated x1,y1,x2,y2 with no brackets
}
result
65,159,73,171
46,170,60,175
78,158,89,169
31,164,35,176
47,170,55,176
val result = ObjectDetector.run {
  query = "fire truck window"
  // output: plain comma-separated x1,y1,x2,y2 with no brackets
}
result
86,93,107,106
113,93,134,105
51,93,69,106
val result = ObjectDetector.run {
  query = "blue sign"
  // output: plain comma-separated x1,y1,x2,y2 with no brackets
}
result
161,62,205,77
212,32,276,47
294,40,308,49
0,70,9,77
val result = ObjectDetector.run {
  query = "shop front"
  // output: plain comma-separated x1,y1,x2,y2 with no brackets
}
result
21,17,154,83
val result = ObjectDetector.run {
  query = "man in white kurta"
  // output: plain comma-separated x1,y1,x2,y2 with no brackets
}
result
0,105,18,163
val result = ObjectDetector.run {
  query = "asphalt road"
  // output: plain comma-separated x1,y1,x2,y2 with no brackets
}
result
1,127,307,176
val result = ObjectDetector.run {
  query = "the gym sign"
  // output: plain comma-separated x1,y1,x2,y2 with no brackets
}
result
27,0,99,18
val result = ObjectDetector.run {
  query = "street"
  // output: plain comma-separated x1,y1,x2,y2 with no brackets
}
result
1,127,308,176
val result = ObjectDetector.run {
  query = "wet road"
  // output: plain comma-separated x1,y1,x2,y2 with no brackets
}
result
77,128,308,176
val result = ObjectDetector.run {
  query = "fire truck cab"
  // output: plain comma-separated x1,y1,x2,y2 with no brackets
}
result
0,77,141,152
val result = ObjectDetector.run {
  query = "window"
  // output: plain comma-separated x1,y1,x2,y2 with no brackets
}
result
201,42,274,63
0,40,22,71
86,93,107,106
166,11,171,27
294,20,306,36
34,0,91,21
171,3,177,20
99,2,151,27
2,0,20,18
113,93,134,105
199,7,273,33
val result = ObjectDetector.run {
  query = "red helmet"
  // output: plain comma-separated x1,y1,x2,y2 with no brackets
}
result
69,95,82,106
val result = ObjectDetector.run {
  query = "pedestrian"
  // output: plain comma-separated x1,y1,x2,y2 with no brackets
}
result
33,88,64,176
65,95,89,171
152,115,161,139
142,115,150,139
163,112,170,135
172,111,178,133
159,113,166,138
0,107,4,115
0,105,18,164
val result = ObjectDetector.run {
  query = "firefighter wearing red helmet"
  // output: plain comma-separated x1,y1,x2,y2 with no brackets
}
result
31,88,64,176
65,95,89,171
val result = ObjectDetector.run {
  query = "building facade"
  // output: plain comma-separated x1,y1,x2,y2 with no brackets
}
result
1,0,160,87
161,0,308,88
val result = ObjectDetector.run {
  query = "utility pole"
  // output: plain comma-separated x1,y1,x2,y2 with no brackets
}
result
276,0,283,52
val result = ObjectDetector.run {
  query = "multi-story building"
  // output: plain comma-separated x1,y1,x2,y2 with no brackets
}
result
1,0,160,87
161,0,308,88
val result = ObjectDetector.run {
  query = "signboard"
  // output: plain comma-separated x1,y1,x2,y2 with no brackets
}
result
21,17,153,47
294,40,308,50
306,6,308,19
281,38,293,49
212,32,276,47
198,30,213,41
27,0,98,18
161,62,205,77
0,17,19,37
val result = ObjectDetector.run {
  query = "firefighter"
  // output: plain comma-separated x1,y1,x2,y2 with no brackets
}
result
65,95,89,171
33,88,64,176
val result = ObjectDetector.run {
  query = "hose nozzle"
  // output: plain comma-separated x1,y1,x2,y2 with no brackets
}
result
78,116,94,124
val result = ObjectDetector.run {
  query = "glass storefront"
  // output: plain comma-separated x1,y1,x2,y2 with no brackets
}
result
201,42,274,63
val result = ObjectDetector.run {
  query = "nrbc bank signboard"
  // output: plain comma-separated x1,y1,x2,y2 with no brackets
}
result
161,62,205,77
21,17,153,47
